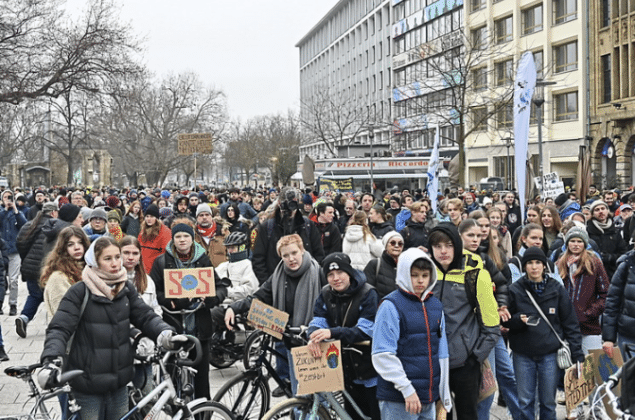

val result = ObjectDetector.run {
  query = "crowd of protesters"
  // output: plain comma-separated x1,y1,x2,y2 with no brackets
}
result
0,181,633,420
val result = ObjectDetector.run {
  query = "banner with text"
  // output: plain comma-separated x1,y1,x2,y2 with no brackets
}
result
163,268,216,299
318,177,354,193
292,340,345,396
247,299,289,340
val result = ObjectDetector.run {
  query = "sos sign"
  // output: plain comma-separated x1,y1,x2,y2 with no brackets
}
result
163,268,216,298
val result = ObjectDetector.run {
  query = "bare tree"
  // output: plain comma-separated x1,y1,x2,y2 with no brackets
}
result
393,30,516,186
299,86,373,157
254,112,302,185
0,0,142,104
0,102,46,168
97,72,227,187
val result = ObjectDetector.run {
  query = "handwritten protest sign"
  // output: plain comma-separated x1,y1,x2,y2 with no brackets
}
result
163,268,216,299
292,340,345,396
564,355,595,412
590,348,624,419
247,299,289,340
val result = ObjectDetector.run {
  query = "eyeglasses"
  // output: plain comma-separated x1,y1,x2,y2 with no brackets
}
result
388,241,404,247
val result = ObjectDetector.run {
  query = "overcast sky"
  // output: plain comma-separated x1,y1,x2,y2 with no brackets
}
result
67,0,340,120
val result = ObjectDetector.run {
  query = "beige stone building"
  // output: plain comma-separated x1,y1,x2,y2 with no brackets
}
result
588,0,635,189
463,0,589,189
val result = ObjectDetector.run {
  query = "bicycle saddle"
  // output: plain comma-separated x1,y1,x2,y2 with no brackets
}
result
4,363,42,377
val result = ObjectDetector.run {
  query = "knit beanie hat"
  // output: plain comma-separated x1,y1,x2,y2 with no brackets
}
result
196,203,213,217
521,247,547,269
565,226,589,247
172,223,194,240
589,200,608,213
145,204,160,219
107,209,122,223
302,194,313,206
89,208,108,221
58,196,70,206
106,195,120,209
322,252,356,280
161,190,171,199
382,231,404,248
58,204,80,223
159,207,173,219
554,193,568,207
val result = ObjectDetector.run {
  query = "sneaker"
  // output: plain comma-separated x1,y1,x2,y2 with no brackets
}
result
15,317,27,338
0,346,8,362
9,305,16,316
557,390,566,405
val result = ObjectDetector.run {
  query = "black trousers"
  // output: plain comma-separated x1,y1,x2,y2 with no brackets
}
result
449,355,481,420
345,382,380,420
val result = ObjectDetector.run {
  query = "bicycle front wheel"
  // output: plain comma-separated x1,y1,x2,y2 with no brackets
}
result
261,397,331,420
187,401,235,420
212,370,270,420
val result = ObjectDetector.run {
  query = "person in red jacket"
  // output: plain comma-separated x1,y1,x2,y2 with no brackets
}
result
138,204,171,273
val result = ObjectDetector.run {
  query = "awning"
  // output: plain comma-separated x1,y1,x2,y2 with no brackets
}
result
550,156,579,163
318,172,427,180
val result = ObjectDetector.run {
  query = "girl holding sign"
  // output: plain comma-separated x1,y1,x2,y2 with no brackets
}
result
150,222,228,400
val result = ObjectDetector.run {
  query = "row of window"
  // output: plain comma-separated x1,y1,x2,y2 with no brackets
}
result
394,9,462,54
471,90,578,131
472,0,577,26
394,126,456,150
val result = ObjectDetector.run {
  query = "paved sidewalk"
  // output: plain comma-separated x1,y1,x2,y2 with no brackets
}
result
0,281,552,419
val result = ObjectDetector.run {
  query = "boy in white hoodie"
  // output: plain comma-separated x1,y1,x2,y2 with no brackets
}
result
372,247,452,419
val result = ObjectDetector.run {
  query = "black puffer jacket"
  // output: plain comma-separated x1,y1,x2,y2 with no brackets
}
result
370,221,394,239
41,218,74,259
399,220,428,250
313,221,342,256
41,281,171,394
363,251,398,300
16,214,54,281
586,219,628,279
603,251,635,343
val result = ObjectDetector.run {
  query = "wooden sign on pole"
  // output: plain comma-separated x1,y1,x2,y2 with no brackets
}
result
163,268,216,298
178,133,213,155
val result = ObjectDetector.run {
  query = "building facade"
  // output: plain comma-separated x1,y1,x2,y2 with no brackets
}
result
588,0,635,189
463,0,590,189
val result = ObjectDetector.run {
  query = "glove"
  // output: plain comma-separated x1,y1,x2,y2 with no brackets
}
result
37,360,62,389
157,330,188,350
136,337,155,358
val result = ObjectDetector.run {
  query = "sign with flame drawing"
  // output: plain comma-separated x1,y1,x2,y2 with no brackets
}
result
292,340,345,395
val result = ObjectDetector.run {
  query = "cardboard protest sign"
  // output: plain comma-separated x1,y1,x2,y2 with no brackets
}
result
163,268,216,298
247,299,289,340
590,348,624,420
564,354,595,412
292,340,345,396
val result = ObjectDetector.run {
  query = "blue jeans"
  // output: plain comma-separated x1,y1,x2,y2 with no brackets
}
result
513,352,558,420
379,400,435,420
73,386,128,420
477,337,521,420
20,279,43,321
275,340,290,382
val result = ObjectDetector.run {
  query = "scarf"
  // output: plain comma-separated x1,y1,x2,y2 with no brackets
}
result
272,251,321,327
81,265,127,300
591,218,612,234
530,276,548,295
109,225,124,241
566,253,581,281
197,221,216,239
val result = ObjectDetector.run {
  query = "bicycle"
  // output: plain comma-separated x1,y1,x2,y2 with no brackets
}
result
209,312,260,369
212,326,305,420
0,335,235,420
591,365,635,419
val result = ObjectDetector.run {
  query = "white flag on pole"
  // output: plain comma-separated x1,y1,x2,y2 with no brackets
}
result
427,124,440,212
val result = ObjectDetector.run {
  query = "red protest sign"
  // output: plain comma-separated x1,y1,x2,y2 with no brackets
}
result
164,268,216,298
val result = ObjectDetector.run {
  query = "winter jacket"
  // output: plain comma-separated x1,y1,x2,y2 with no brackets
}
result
558,201,582,221
430,223,500,368
252,209,324,284
505,203,522,234
41,218,75,259
138,224,172,274
370,221,394,240
219,199,257,220
0,203,27,254
603,251,635,343
41,281,172,394
150,242,228,340
195,223,227,268
586,219,628,279
215,258,259,304
308,269,378,382
399,220,428,250
363,251,398,300
503,274,584,362
27,203,43,220
120,214,141,238
313,221,342,256
468,249,509,308
560,254,609,336
372,248,451,411
83,225,107,242
342,225,383,271
0,238,8,283
16,214,54,281
43,271,75,319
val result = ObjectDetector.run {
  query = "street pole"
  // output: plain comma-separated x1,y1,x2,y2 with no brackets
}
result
369,127,375,195
504,137,512,191
532,80,556,194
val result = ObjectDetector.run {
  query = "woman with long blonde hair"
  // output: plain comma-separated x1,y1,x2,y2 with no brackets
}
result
342,211,383,270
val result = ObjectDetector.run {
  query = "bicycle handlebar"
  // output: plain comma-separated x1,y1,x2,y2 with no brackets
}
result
160,301,205,315
172,335,203,367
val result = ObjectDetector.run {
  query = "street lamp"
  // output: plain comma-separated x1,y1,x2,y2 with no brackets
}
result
368,126,375,195
532,79,557,192
503,137,513,190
